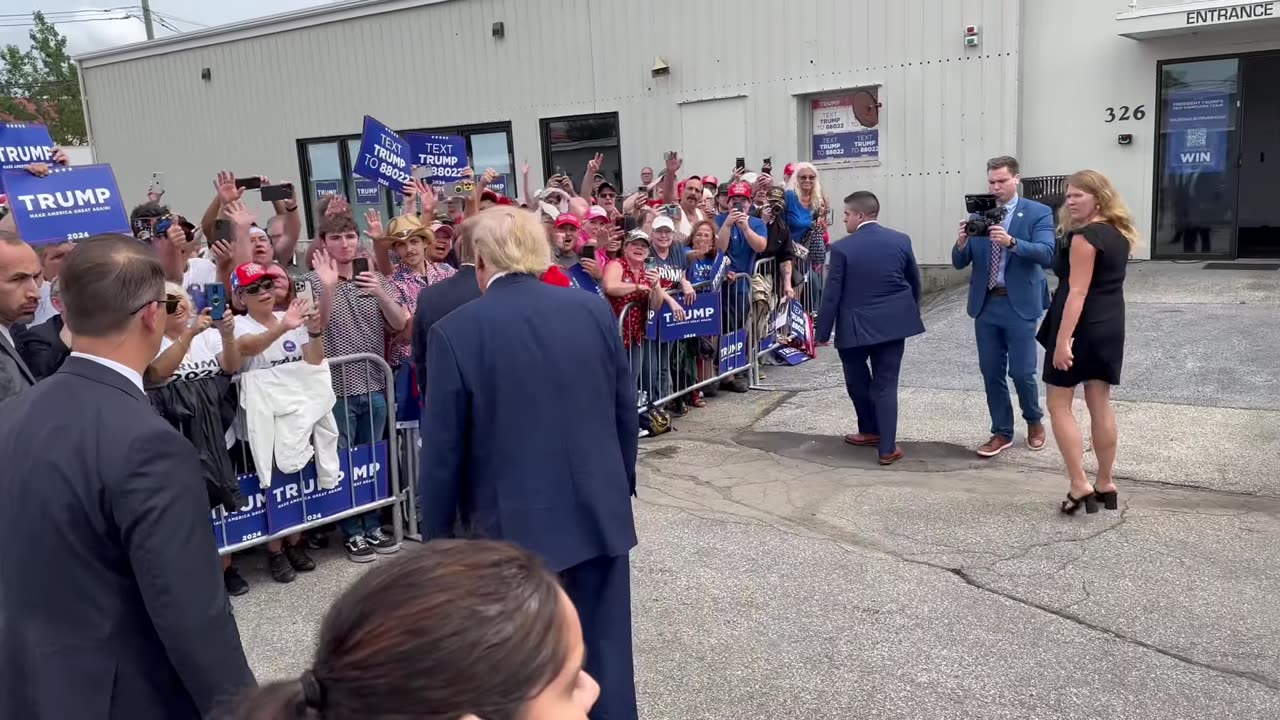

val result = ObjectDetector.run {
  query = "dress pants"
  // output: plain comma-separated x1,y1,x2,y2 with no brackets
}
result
837,340,905,456
975,293,1042,439
560,554,637,720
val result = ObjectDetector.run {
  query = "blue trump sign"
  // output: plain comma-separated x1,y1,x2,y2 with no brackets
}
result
487,173,510,196
1,164,129,246
646,291,721,341
313,179,341,200
353,178,381,205
0,123,55,170
353,116,413,189
406,133,468,185
212,442,390,547
719,329,748,374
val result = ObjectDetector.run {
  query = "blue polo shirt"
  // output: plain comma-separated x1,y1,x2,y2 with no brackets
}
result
714,212,768,273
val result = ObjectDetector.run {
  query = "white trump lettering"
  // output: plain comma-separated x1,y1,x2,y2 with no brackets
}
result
16,187,112,212
1,145,55,163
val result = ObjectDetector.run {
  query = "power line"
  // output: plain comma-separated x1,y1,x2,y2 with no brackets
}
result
0,16,132,29
0,8,135,21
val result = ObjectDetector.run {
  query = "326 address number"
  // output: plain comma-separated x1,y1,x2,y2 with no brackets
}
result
1105,105,1146,122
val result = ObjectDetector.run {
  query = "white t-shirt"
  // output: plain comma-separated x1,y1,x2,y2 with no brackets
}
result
233,312,311,373
157,329,225,383
183,258,220,311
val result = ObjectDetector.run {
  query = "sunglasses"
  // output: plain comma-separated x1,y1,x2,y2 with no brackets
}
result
164,295,183,314
241,278,275,295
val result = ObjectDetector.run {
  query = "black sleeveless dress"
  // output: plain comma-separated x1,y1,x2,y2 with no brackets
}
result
1036,222,1129,387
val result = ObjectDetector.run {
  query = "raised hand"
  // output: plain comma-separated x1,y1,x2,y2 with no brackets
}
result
312,248,339,288
224,199,254,230
215,170,243,205
283,299,308,330
665,151,681,175
324,194,351,218
363,208,384,242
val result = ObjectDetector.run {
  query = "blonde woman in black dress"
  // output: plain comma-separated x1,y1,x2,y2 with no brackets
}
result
1036,170,1138,515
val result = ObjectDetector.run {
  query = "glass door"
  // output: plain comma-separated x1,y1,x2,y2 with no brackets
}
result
1152,58,1241,259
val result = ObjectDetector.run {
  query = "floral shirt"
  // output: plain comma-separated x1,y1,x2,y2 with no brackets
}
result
387,261,456,367
607,260,650,349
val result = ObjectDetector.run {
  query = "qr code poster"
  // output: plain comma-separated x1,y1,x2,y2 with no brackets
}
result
1165,91,1228,175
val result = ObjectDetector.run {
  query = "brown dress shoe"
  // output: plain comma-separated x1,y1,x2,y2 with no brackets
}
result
844,433,881,447
1026,424,1046,451
976,434,1013,458
878,447,904,465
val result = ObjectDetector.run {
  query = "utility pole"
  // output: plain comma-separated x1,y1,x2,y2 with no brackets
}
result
141,0,155,40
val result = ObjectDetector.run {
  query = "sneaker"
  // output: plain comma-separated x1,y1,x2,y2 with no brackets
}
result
365,527,401,555
223,566,249,597
283,542,316,572
345,534,377,563
668,401,688,418
267,551,297,583
976,434,1014,458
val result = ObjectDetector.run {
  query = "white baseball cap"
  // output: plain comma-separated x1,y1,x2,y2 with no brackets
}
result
652,216,675,232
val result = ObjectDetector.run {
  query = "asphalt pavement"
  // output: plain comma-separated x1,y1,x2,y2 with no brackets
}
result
230,260,1280,719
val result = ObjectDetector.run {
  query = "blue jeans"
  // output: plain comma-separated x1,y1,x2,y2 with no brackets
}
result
975,294,1043,439
334,392,388,538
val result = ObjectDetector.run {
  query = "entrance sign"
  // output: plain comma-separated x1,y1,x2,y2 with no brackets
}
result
811,88,880,163
353,116,413,189
1164,90,1229,175
0,123,55,170
0,164,129,245
1185,3,1275,26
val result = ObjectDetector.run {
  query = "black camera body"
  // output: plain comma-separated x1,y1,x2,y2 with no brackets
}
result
964,194,1005,237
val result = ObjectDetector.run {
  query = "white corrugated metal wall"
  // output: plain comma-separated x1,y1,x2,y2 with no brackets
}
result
80,0,1021,264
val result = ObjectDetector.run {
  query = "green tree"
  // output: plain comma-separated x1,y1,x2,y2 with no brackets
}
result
0,12,87,145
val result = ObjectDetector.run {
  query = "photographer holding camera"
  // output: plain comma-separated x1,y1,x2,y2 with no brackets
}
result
953,156,1056,458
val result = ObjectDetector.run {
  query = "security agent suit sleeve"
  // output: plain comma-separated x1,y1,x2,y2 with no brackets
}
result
110,425,255,715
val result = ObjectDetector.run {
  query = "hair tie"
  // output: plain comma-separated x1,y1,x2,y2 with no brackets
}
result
300,670,325,710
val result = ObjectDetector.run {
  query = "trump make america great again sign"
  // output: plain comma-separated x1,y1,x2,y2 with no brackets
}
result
0,164,130,245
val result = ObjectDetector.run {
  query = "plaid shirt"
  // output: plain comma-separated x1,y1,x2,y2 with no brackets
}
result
304,270,404,397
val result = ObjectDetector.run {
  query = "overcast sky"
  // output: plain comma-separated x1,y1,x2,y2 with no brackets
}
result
1,1,335,55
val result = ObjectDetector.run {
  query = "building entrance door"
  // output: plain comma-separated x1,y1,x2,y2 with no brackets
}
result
1237,54,1280,258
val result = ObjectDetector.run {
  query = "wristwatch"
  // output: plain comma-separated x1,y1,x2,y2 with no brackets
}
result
1009,238,1018,249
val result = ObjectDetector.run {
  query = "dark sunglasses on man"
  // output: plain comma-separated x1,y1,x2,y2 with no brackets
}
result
163,295,182,314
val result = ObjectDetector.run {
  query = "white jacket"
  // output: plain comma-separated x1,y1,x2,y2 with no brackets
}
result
239,360,341,490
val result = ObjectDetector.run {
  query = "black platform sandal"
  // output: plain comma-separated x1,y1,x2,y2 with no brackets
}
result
1095,490,1119,511
1060,491,1099,515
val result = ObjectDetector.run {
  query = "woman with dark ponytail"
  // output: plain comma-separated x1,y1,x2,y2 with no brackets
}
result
226,539,600,720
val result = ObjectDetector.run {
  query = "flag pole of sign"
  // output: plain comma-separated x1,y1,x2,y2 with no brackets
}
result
0,123,56,171
0,164,129,246
405,133,468,187
353,116,413,190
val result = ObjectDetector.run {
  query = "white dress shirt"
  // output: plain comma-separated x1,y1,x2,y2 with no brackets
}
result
70,352,145,392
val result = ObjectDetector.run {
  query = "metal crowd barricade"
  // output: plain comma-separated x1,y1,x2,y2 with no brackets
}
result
211,353,406,556
618,273,753,413
396,418,423,542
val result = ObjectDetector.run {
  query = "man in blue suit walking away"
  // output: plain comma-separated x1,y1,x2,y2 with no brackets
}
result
952,156,1056,458
817,192,925,465
420,206,638,720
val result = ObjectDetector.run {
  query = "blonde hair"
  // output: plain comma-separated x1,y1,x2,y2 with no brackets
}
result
164,281,192,311
786,162,827,216
1055,169,1141,252
464,206,551,276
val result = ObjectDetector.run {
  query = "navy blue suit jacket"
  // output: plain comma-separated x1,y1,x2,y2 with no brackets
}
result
952,197,1056,321
419,273,639,572
0,357,254,720
412,265,482,398
816,222,925,349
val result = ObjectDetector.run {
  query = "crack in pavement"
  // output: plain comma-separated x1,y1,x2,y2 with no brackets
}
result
637,448,1280,693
